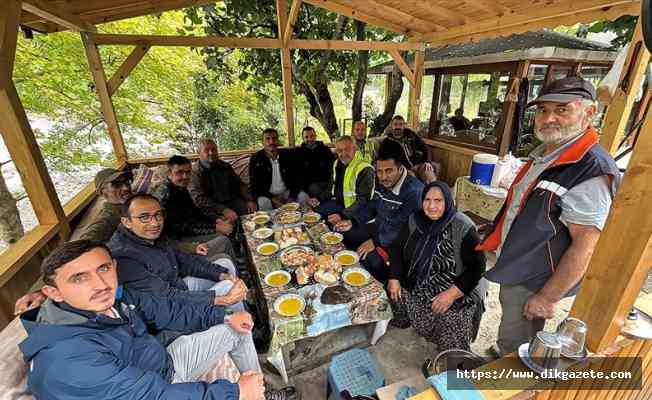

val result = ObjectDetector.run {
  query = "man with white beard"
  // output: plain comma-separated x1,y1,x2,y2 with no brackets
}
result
477,77,621,356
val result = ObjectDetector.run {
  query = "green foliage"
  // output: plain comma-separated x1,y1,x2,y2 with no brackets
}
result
589,15,638,48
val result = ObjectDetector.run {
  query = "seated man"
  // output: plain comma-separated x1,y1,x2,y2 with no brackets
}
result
296,126,336,202
19,240,295,400
189,138,256,224
77,168,133,242
308,136,374,226
334,140,423,282
449,108,472,132
386,115,436,184
109,193,246,311
249,128,308,210
153,155,236,260
352,120,378,163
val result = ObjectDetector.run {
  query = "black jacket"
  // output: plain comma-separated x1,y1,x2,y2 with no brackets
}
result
188,160,247,218
296,141,336,187
386,129,429,167
248,149,300,199
153,179,215,239
108,225,228,306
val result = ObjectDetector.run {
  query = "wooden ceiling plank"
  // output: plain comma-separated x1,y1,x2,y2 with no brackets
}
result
426,2,640,47
468,0,512,17
302,0,411,34
374,0,468,27
21,0,96,32
332,0,445,32
421,0,639,44
283,0,303,45
107,44,150,96
388,49,415,86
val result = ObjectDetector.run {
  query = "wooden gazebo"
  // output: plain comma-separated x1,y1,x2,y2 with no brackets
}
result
2,1,652,398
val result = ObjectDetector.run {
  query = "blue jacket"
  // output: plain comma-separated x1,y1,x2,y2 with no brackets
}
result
352,170,424,248
108,225,228,306
19,287,237,400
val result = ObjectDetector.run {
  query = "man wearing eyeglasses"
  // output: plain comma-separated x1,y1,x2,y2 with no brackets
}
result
477,77,621,356
107,193,247,313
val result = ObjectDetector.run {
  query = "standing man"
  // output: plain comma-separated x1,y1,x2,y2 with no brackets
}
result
386,115,436,183
249,128,308,211
334,140,423,282
477,77,620,356
153,155,236,260
296,126,336,202
352,120,377,163
308,136,375,226
189,138,256,224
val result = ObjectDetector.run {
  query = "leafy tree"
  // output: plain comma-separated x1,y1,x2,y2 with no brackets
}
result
589,15,638,48
184,1,405,140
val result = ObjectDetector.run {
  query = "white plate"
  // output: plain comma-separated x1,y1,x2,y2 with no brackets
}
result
302,212,321,224
334,250,360,266
256,242,279,256
321,232,343,245
343,267,371,287
253,227,274,240
264,270,291,288
252,214,271,225
273,293,305,317
280,202,300,212
517,343,560,375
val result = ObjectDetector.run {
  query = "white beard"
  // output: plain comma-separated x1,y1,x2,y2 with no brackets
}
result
535,113,587,146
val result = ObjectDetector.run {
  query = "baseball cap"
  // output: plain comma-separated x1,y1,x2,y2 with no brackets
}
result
527,76,596,108
94,168,133,194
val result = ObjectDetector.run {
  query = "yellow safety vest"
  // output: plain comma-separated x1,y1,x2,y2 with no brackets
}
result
356,139,375,164
333,151,372,208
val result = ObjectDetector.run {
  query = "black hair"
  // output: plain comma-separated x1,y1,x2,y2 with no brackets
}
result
262,128,278,137
302,126,315,134
41,240,111,287
167,155,191,168
377,138,409,166
391,115,405,122
121,193,161,217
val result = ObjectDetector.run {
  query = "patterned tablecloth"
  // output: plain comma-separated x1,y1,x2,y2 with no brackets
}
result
241,210,393,358
453,176,508,222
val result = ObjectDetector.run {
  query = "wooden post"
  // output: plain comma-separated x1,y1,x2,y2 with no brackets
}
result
408,49,425,128
569,99,652,352
107,44,150,96
384,72,393,108
0,1,69,238
428,73,442,138
276,0,295,147
81,32,129,164
497,61,530,156
600,19,650,155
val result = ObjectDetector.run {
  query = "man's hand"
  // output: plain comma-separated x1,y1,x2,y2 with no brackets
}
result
215,219,234,236
388,279,401,302
431,286,462,314
238,371,265,400
219,273,237,282
222,208,239,224
327,213,342,224
14,290,46,315
333,220,352,232
228,311,255,334
357,239,375,260
215,279,248,306
195,243,209,256
247,201,257,213
307,197,320,208
523,293,556,320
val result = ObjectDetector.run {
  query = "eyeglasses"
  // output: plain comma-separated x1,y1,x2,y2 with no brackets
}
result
110,178,132,189
130,210,165,223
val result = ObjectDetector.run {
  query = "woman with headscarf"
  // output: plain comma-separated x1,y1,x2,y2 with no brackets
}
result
387,181,486,351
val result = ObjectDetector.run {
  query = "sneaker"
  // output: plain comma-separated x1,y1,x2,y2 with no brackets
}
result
264,386,298,400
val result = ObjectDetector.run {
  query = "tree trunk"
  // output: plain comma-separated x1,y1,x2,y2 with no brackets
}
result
370,61,405,136
351,21,369,124
0,166,25,244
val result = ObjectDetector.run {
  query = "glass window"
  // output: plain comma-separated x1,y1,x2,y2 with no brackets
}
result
431,70,512,150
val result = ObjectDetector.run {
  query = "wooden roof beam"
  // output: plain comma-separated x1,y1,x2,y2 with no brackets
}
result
344,0,446,32
107,44,150,96
420,0,640,44
374,0,467,27
0,0,21,73
302,0,412,35
91,33,423,51
423,1,641,47
469,0,511,17
21,0,96,32
388,49,415,86
283,0,303,45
